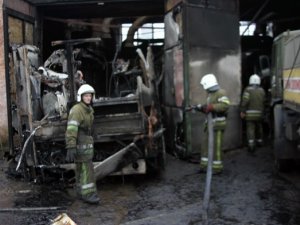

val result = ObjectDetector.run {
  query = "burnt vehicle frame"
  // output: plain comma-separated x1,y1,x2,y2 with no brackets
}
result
8,36,166,182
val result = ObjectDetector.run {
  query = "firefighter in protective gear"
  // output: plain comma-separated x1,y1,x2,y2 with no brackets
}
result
240,74,265,152
199,74,230,174
65,84,100,204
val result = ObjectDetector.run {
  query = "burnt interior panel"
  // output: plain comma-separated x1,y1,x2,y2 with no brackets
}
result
93,101,139,116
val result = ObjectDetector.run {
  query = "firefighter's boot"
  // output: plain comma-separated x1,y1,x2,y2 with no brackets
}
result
248,139,256,153
212,161,223,175
81,192,100,204
198,159,223,175
199,157,208,173
257,139,263,147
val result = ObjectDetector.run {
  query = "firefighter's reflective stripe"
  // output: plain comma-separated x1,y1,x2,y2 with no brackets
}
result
201,157,208,163
257,139,263,143
68,120,80,126
213,117,226,122
248,139,255,145
77,144,93,150
245,110,263,121
213,162,223,170
213,117,226,130
201,157,223,170
205,117,226,123
77,143,94,157
242,91,250,101
82,183,95,190
213,160,223,169
218,96,230,105
67,120,79,132
246,110,262,114
201,157,222,165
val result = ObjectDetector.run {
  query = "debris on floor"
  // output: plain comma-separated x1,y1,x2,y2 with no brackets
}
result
51,213,77,225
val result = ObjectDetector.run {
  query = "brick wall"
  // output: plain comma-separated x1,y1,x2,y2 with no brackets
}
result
0,0,35,156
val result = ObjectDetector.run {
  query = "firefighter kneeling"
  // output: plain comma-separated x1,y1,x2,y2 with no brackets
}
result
65,84,100,204
186,74,230,174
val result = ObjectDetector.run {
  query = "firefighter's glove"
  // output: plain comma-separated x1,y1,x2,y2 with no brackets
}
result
66,148,76,162
184,106,194,112
201,104,214,113
194,104,203,112
240,112,246,119
185,104,202,112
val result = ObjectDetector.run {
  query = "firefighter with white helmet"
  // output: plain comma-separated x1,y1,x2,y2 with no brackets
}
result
65,84,100,204
200,73,219,90
199,74,230,174
240,74,266,152
186,73,230,174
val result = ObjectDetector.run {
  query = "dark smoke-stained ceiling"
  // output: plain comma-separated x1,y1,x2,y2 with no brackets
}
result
239,0,300,22
24,0,165,18
23,0,300,26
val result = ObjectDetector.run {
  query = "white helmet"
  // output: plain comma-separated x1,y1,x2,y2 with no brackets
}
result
77,84,95,102
249,74,261,85
200,73,218,90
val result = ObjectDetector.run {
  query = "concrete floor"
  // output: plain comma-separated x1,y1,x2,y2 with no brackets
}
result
0,144,299,225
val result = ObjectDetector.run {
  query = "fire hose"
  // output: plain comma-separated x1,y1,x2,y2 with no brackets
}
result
183,105,214,224
202,112,214,225
16,114,49,171
16,126,41,172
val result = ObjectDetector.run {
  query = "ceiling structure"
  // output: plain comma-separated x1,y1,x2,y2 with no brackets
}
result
25,0,165,18
239,0,300,23
23,0,300,32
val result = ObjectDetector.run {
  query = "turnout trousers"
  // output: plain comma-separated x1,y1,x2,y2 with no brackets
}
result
75,145,97,198
200,118,226,173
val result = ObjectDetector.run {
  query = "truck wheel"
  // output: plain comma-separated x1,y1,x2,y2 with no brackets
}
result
273,104,291,173
273,104,298,173
273,105,289,172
